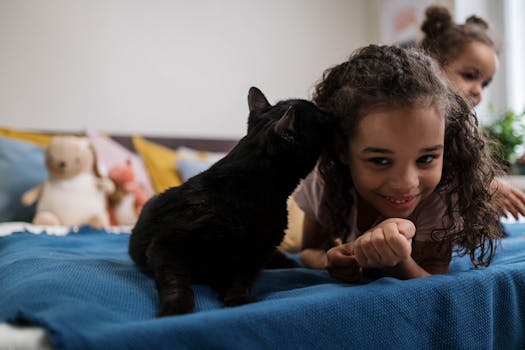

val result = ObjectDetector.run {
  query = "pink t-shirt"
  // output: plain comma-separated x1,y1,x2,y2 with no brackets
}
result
293,167,460,243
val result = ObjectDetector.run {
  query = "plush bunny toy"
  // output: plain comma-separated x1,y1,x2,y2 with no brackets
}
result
21,136,114,228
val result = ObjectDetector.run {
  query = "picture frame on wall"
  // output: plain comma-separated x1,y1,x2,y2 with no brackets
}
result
379,0,433,47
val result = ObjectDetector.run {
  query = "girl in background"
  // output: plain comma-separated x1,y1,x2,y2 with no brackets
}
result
420,5,525,219
293,45,503,282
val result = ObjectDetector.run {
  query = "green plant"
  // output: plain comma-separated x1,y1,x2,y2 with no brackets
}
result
483,109,525,169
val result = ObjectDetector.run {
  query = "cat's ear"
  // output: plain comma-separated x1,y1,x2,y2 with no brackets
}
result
273,106,295,141
248,87,271,113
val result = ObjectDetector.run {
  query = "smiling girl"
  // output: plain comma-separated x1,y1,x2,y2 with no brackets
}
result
293,45,503,282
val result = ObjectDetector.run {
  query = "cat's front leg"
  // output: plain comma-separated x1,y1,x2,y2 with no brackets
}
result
223,278,259,307
156,277,195,316
148,243,195,316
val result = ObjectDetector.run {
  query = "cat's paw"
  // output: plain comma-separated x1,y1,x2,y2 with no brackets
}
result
223,294,260,307
157,290,195,316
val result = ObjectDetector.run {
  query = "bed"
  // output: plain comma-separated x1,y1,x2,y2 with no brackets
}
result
1,129,525,349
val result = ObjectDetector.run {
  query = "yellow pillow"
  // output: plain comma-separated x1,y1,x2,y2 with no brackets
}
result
0,127,54,147
132,135,183,193
278,196,304,253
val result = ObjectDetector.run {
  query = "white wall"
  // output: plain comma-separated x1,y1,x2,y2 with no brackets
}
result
0,0,374,139
1,0,515,137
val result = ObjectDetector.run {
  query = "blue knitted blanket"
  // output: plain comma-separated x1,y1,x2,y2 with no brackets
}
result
1,224,525,349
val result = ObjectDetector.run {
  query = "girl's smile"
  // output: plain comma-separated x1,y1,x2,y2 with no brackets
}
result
382,194,419,210
346,105,445,219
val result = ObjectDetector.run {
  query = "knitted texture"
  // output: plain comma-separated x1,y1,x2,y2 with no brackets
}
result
1,224,525,349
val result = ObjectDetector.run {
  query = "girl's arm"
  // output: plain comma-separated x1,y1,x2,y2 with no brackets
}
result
491,178,525,219
301,215,452,280
350,219,452,280
301,215,362,282
299,214,331,269
405,240,452,275
380,241,452,279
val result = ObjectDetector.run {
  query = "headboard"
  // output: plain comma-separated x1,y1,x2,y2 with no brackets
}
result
110,134,238,153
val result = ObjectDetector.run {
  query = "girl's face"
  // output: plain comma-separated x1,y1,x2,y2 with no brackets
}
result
443,41,498,107
346,105,445,219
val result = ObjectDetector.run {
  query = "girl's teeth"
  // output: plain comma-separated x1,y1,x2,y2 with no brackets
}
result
387,197,409,204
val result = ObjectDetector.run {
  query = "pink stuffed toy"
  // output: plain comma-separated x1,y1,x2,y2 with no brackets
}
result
108,159,150,226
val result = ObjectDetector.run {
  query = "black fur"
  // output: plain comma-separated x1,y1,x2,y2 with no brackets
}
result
129,87,334,316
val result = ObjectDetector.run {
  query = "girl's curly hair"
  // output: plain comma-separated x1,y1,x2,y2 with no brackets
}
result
312,44,503,267
420,5,496,67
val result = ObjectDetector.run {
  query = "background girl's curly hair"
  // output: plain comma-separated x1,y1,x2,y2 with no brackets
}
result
420,5,496,67
312,44,502,267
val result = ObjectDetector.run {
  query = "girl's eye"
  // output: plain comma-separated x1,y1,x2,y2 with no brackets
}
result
461,72,477,81
368,157,390,166
482,80,491,89
417,155,436,164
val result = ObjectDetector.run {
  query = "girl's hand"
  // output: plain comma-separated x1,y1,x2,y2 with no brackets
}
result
352,218,415,269
492,179,525,220
325,243,362,283
325,218,415,282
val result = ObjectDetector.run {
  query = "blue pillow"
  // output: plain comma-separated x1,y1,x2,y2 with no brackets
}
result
0,137,47,222
176,158,215,182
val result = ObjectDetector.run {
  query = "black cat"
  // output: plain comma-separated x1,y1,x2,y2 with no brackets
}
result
129,87,334,316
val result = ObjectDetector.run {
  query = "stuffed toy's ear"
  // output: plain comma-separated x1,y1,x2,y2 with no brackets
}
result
89,143,104,178
273,106,295,142
248,87,271,113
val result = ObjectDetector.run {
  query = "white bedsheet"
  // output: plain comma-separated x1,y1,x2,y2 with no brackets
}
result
0,323,51,350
